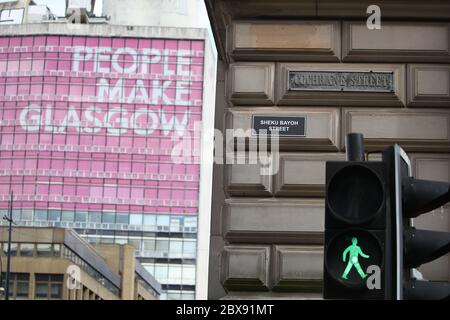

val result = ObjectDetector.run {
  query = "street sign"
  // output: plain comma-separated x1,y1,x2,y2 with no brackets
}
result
252,115,306,137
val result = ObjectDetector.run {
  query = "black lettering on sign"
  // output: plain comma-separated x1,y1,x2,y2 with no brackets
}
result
289,70,394,92
252,116,306,137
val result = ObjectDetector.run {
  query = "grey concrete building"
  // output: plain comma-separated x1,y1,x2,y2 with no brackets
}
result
205,0,450,299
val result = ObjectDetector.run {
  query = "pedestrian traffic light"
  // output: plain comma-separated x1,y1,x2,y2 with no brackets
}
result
383,145,450,300
324,137,450,300
323,133,389,299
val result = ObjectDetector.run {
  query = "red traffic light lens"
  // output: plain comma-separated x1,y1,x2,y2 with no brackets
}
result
327,165,384,225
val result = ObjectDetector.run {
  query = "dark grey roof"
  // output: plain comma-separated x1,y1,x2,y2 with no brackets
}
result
135,260,161,295
64,229,121,289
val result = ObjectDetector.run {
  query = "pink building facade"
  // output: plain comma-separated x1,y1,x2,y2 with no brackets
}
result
0,24,216,300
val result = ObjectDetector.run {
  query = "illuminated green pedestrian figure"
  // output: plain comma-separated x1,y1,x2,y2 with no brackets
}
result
341,237,370,280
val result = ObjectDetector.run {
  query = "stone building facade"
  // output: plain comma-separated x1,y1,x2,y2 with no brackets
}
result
205,0,450,299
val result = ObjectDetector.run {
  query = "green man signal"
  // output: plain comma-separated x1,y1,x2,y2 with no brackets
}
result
341,237,370,280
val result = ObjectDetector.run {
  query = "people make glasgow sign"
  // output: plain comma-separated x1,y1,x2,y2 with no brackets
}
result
288,70,394,92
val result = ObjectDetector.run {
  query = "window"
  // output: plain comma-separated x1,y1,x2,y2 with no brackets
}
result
35,274,63,300
181,292,195,300
36,244,52,257
48,210,61,222
168,265,182,282
130,213,142,225
154,264,168,282
12,209,21,221
182,265,196,285
34,210,47,221
89,212,102,223
183,240,197,255
100,237,114,244
114,237,127,245
19,243,35,257
143,215,156,227
61,211,74,222
21,209,33,221
167,290,181,300
4,243,18,256
142,239,155,252
35,283,48,299
87,237,101,245
74,211,88,222
102,212,115,223
184,217,197,231
156,215,170,229
0,273,29,300
51,282,63,299
170,216,183,232
156,239,169,252
53,244,61,257
16,274,30,299
169,240,182,254
116,213,129,224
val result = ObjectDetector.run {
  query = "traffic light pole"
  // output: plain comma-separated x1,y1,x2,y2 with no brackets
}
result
346,133,365,161
0,243,3,298
392,145,405,300
3,193,14,300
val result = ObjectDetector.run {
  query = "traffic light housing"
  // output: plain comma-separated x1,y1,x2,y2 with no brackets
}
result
323,134,390,299
383,145,450,300
323,135,450,300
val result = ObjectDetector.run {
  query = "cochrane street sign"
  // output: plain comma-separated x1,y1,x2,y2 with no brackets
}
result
288,70,394,92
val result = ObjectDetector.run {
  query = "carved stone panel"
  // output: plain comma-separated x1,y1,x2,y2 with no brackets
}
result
277,63,406,106
407,65,450,107
343,21,450,62
228,20,341,61
221,245,271,291
342,108,450,152
272,245,323,292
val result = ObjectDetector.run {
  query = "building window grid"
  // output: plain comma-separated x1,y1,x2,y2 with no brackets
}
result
2,208,198,234
142,262,196,287
1,226,197,261
0,35,204,300
0,242,61,257
34,273,63,300
0,35,204,217
0,272,30,300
